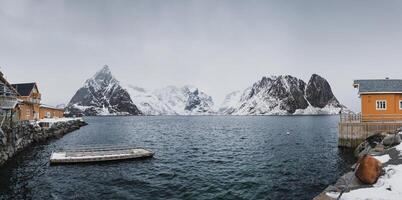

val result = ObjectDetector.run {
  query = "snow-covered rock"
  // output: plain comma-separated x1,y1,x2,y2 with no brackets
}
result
65,65,141,116
219,74,346,115
126,85,215,115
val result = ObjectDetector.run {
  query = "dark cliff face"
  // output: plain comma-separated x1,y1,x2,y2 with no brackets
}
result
66,65,141,116
305,74,341,108
185,89,201,111
245,75,309,114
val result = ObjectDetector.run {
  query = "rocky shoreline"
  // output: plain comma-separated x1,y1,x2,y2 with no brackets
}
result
314,131,402,200
0,118,87,166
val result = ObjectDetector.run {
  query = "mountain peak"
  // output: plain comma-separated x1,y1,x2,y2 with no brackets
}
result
101,64,110,72
306,74,340,108
66,65,141,116
88,65,115,86
93,65,112,78
309,73,323,81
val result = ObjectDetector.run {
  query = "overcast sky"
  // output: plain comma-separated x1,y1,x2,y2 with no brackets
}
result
1,0,402,111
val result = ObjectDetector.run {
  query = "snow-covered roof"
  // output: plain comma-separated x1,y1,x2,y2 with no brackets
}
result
354,79,402,94
40,104,64,110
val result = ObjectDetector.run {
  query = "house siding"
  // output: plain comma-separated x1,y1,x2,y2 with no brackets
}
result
361,93,402,121
17,103,40,121
39,107,64,119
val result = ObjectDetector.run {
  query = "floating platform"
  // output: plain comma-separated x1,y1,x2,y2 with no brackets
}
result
50,147,154,164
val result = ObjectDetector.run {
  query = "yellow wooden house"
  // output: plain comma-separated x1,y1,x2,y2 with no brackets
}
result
354,79,402,122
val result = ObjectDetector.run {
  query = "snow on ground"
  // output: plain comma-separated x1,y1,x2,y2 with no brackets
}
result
39,117,83,123
326,192,341,199
341,164,402,200
340,143,402,200
374,154,391,164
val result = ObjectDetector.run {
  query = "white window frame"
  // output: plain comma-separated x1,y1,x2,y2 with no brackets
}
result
376,100,387,110
399,100,402,110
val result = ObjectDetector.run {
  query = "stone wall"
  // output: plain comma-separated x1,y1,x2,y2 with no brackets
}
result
0,119,87,166
338,122,402,148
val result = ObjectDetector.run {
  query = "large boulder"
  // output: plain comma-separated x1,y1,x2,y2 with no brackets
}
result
354,134,385,157
355,155,382,184
382,134,401,147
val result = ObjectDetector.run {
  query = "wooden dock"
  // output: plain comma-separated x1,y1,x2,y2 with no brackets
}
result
339,114,402,148
50,146,154,164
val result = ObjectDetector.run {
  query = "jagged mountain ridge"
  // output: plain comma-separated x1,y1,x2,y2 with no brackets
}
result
66,65,142,116
126,85,215,115
220,74,345,115
65,66,345,116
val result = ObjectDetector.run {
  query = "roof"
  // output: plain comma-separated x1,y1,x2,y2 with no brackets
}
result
353,79,402,94
40,104,64,111
11,83,37,96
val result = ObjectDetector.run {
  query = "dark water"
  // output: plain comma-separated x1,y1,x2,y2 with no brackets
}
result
0,116,355,200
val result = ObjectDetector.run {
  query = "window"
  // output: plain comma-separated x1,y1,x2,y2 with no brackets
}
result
26,109,30,116
400,100,402,110
46,112,51,118
376,100,387,110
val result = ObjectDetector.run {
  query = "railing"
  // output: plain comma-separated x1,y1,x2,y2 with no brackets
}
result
18,97,40,104
26,98,40,104
0,96,18,109
340,113,362,123
340,113,402,123
0,83,18,97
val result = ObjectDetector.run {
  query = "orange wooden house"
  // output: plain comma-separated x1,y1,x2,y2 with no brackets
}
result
12,83,64,121
354,79,402,122
12,83,41,121
39,104,64,119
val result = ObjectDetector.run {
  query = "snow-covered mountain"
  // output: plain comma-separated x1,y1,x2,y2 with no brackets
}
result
126,85,215,115
65,65,142,116
65,66,344,116
219,74,346,115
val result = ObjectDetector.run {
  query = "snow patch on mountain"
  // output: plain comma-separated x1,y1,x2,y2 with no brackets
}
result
219,90,242,114
126,85,215,115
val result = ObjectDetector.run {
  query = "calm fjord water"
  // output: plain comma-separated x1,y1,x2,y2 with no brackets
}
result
0,116,355,200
